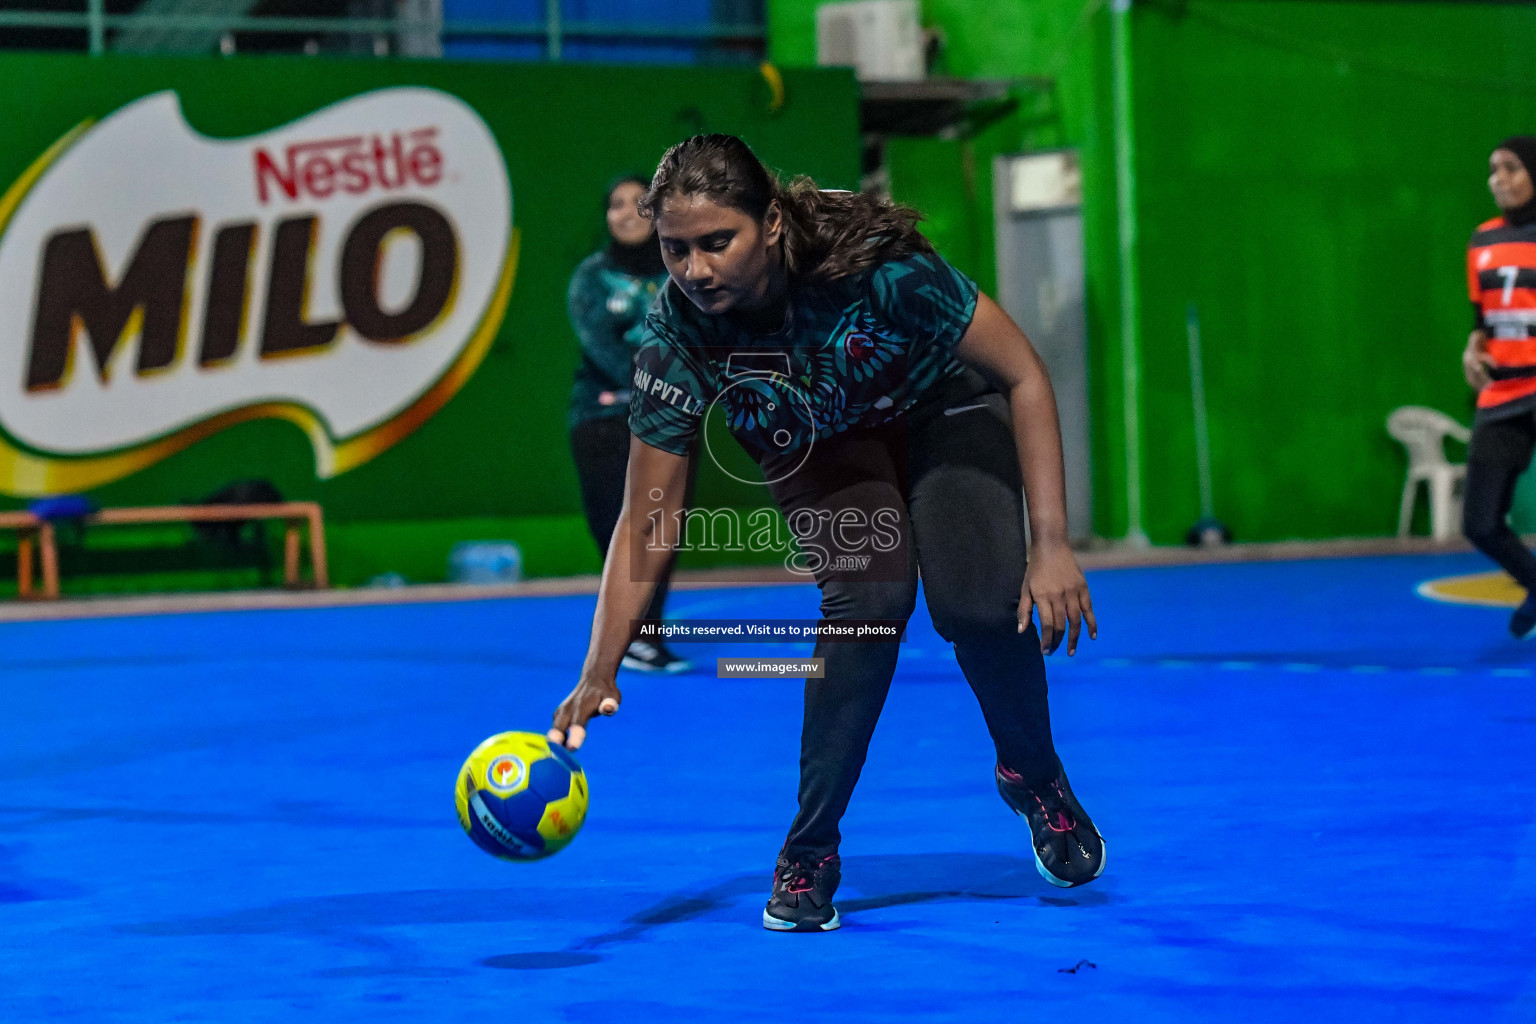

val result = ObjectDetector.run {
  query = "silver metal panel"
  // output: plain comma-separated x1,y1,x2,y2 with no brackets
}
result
993,151,1093,543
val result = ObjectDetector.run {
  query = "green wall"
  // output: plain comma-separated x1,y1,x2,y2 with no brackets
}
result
772,0,1124,530
1131,2,1536,542
771,0,1536,543
0,54,860,588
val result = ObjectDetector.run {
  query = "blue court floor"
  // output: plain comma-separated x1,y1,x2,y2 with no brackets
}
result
1,551,1532,1022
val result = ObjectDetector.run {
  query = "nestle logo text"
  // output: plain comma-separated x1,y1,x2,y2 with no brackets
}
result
253,127,443,204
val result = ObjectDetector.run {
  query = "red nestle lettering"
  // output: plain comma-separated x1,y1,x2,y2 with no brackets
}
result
253,148,298,204
411,145,443,186
302,154,336,198
254,127,444,205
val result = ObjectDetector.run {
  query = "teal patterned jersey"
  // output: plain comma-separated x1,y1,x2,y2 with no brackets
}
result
566,252,668,430
628,253,979,458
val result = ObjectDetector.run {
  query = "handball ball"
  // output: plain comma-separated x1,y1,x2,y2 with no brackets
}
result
455,731,588,861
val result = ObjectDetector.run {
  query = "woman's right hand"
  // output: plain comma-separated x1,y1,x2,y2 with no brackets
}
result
550,437,687,752
1464,329,1493,390
548,675,622,751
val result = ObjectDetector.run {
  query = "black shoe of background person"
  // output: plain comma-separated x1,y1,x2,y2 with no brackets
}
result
997,763,1107,888
621,640,692,674
763,851,841,932
1511,595,1536,640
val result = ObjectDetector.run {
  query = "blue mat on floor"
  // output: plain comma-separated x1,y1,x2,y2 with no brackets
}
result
0,551,1532,1022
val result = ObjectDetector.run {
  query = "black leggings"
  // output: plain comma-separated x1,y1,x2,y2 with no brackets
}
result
1462,411,1536,592
570,415,681,630
761,371,1059,858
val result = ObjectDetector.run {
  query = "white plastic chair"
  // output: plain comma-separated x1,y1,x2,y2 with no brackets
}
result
1386,406,1470,541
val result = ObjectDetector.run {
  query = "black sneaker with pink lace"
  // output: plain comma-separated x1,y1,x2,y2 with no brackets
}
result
763,851,841,932
996,763,1106,888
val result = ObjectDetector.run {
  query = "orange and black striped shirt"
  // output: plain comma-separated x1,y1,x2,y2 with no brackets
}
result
1469,215,1536,420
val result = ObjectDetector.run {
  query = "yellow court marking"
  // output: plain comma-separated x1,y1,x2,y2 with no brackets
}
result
1417,571,1528,608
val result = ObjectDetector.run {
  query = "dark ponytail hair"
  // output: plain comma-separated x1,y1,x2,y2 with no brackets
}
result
637,134,934,282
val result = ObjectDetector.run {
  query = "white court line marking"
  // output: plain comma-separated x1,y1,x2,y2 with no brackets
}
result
1080,659,1515,678
1091,659,1504,676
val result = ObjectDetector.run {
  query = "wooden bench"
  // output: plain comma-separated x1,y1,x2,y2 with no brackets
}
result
0,502,328,600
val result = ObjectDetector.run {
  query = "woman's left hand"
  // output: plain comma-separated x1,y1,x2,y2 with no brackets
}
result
1019,540,1098,656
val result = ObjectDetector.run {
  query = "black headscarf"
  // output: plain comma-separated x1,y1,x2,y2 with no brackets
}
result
604,174,666,277
1495,136,1536,227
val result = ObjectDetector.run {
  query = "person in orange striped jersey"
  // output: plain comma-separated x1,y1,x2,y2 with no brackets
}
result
1462,135,1536,638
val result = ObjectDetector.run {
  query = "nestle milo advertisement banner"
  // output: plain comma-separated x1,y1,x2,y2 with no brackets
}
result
0,55,858,528
1,86,513,496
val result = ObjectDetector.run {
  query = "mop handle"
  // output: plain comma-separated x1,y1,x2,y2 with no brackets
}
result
1186,303,1215,521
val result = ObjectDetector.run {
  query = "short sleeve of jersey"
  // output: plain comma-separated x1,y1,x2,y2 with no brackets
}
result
627,313,713,455
865,252,980,360
1468,241,1482,304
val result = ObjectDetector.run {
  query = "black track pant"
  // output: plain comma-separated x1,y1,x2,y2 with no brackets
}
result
1463,411,1536,593
570,416,685,630
761,371,1060,859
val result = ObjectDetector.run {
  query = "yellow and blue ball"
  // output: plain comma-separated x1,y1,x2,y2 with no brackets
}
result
455,731,588,861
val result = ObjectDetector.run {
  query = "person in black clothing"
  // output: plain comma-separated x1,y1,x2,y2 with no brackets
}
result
1461,136,1536,638
567,176,692,672
549,136,1103,932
